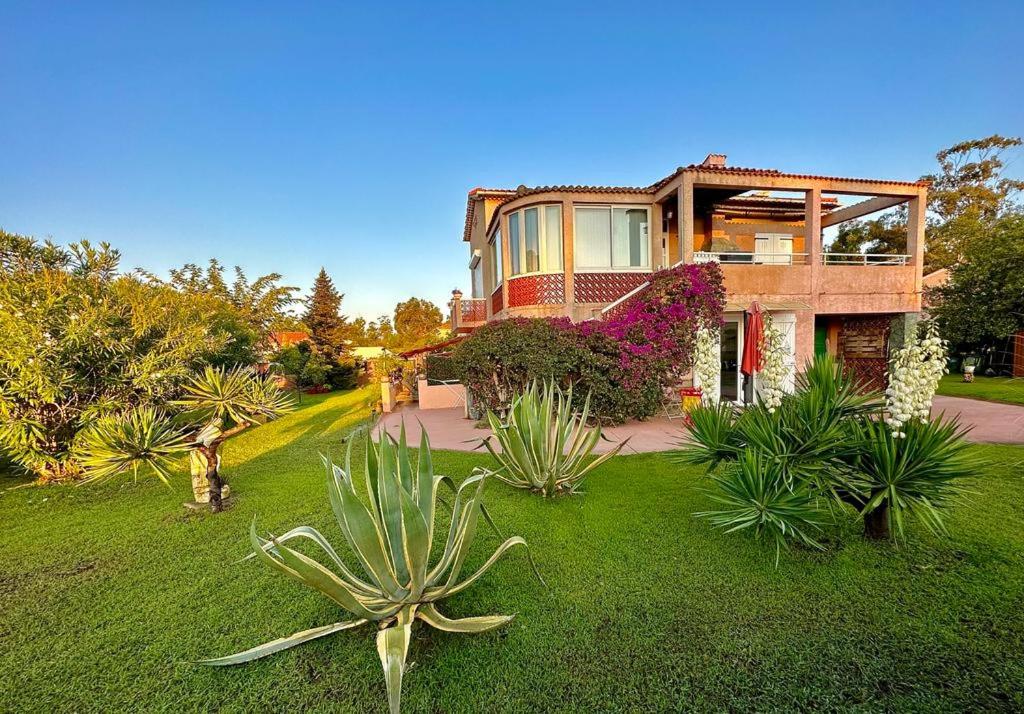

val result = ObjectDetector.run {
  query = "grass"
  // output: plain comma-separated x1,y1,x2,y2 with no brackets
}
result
937,374,1024,406
2,387,1024,712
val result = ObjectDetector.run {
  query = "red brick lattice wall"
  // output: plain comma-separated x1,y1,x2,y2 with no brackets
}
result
1013,332,1024,378
460,299,487,322
506,274,566,308
573,272,652,305
838,315,894,391
490,285,503,316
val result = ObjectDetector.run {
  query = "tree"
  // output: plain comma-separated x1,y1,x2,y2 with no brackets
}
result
0,233,222,481
929,214,1024,347
393,297,444,348
924,134,1024,270
303,268,348,353
79,366,293,512
827,212,908,255
150,259,300,366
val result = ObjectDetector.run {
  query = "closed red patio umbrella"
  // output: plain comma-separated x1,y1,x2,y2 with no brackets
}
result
741,302,764,378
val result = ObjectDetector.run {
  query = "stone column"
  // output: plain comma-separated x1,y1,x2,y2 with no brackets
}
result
449,289,462,332
907,194,926,299
561,201,575,316
678,175,695,264
805,187,822,298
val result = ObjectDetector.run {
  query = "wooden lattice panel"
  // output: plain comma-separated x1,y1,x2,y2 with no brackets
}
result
461,299,487,322
490,285,503,316
839,315,893,391
573,272,651,305
506,274,565,308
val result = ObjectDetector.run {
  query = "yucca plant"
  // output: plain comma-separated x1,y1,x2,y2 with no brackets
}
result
839,415,974,540
481,381,625,497
673,400,743,469
78,365,293,510
201,427,538,714
696,449,825,565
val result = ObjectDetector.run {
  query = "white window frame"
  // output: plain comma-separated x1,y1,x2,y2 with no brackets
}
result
505,204,563,277
573,204,652,272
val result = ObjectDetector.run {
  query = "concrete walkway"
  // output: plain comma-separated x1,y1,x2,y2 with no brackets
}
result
378,396,1024,454
932,395,1024,444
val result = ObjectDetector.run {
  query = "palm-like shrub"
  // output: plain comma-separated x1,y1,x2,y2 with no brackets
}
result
840,416,974,539
202,428,537,714
696,449,824,564
678,353,974,557
481,381,625,497
78,366,293,510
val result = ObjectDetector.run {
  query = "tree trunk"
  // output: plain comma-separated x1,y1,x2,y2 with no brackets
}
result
864,501,890,540
203,443,224,513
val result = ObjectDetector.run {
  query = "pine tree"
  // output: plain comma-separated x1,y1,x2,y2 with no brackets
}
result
303,268,347,353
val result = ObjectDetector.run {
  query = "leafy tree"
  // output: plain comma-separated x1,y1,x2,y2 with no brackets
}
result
303,268,348,353
0,233,222,481
79,366,293,512
827,212,908,255
929,214,1024,347
152,259,299,365
366,315,396,347
393,297,444,348
923,134,1024,269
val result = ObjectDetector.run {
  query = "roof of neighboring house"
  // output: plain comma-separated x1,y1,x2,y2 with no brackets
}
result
268,331,310,348
463,155,929,241
350,346,387,359
922,268,950,289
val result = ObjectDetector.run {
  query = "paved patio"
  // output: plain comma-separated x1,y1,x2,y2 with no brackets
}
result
377,395,1024,453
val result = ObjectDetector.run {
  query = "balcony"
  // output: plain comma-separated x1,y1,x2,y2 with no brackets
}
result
450,297,487,332
694,251,809,265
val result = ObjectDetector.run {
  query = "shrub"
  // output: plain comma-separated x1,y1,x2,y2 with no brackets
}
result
451,263,725,423
424,353,458,382
678,354,974,557
481,381,625,497
201,428,539,714
0,237,225,481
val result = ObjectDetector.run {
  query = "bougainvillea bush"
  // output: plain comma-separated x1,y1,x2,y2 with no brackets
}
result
451,263,725,423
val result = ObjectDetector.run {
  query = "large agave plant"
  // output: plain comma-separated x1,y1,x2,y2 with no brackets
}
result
202,426,538,714
481,381,625,497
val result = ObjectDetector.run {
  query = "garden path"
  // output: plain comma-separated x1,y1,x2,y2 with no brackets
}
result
378,396,1024,453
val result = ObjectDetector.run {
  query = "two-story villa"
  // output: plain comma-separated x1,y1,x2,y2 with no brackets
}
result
450,154,927,401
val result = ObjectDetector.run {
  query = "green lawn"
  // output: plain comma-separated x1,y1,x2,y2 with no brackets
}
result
2,388,1023,712
938,374,1024,406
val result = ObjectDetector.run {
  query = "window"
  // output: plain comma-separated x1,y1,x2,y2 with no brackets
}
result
754,233,794,265
574,205,650,270
471,264,483,298
505,204,563,276
489,230,503,290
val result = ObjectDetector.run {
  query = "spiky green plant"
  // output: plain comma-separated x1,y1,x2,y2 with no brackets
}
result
673,400,743,469
696,449,825,565
201,427,539,714
78,366,294,509
840,415,974,539
76,407,191,485
481,381,625,497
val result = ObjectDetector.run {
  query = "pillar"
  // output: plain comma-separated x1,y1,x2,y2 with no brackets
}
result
678,175,695,264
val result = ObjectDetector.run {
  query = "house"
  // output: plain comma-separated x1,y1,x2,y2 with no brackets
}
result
450,154,928,400
267,331,310,350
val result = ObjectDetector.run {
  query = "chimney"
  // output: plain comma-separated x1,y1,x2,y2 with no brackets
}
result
701,153,727,167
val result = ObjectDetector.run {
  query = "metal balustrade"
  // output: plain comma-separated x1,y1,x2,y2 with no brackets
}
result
693,251,809,265
821,253,910,266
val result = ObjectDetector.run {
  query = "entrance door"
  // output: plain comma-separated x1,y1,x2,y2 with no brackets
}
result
720,318,743,403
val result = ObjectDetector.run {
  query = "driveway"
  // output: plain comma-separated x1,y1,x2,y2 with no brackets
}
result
931,395,1024,444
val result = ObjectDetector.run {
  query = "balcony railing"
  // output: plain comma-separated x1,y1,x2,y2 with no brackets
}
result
693,251,910,266
460,298,487,322
822,253,910,266
693,251,809,265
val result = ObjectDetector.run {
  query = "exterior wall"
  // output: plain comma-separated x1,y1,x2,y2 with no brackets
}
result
696,214,807,254
417,379,466,410
818,266,919,313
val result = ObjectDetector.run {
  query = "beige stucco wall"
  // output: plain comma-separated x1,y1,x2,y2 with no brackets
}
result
417,379,466,410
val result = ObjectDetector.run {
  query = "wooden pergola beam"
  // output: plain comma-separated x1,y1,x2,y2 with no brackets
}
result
821,196,908,228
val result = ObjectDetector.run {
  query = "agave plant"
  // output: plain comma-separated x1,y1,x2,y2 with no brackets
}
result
78,365,293,510
481,381,625,497
839,415,974,539
202,426,539,714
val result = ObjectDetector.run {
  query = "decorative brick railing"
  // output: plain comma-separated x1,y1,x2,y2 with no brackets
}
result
573,271,652,304
506,273,565,308
460,299,487,323
490,285,503,316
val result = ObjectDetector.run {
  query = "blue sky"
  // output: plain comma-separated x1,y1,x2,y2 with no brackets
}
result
2,2,1022,320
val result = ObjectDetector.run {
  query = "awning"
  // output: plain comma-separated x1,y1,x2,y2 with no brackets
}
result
398,335,466,359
